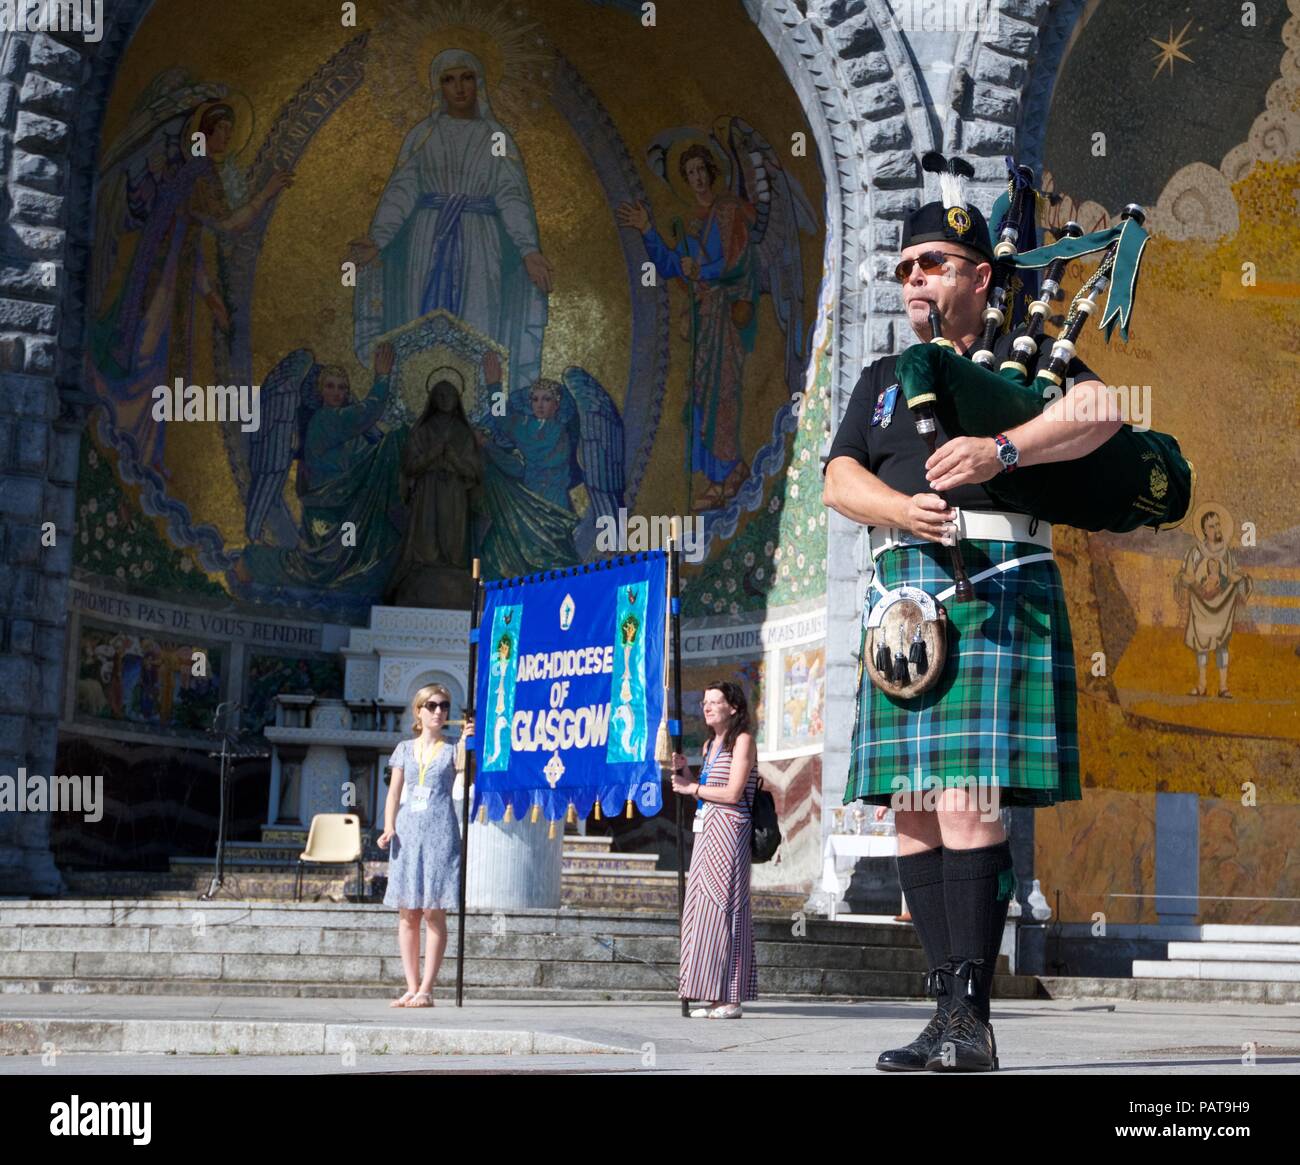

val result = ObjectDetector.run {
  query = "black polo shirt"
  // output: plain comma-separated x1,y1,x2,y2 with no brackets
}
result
826,331,1099,514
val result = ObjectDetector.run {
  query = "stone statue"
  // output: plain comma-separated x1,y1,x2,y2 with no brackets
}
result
386,371,481,609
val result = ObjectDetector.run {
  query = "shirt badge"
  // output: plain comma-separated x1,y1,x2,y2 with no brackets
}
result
873,384,899,428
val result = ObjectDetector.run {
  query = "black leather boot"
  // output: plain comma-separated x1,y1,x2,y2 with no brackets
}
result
875,964,953,1072
925,959,999,1071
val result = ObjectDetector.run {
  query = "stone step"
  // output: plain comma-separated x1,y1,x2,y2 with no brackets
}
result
0,1016,629,1056
1040,975,1300,1005
1200,924,1300,944
1132,959,1300,983
561,853,661,874
59,871,805,915
259,823,612,855
0,900,911,946
1166,942,1300,963
190,841,627,868
561,835,616,853
64,868,371,902
559,875,808,917
0,926,943,972
563,868,678,881
0,967,1034,998
169,857,377,876
0,979,1032,1004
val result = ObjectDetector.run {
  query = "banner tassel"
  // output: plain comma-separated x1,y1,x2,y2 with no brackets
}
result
566,803,577,825
529,804,541,824
654,719,672,766
503,803,514,824
593,798,603,822
624,798,633,820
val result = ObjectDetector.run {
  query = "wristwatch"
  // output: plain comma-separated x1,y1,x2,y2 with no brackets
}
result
994,432,1019,473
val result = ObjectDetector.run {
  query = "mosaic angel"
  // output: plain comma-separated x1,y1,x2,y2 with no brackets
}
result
88,69,292,476
474,350,625,579
237,343,405,599
617,117,816,510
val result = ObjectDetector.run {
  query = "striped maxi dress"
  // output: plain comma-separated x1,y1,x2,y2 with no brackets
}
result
678,746,759,1004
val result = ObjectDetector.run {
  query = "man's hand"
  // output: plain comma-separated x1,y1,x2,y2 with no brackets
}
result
374,342,395,377
925,436,1000,492
901,493,957,544
481,350,502,384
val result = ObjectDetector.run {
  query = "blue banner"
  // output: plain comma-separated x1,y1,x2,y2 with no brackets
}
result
472,552,667,823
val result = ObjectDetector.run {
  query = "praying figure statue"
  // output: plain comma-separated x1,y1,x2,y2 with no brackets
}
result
386,370,481,609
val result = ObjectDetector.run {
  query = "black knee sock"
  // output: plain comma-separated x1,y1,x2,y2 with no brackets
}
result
942,840,1015,1024
895,847,952,1012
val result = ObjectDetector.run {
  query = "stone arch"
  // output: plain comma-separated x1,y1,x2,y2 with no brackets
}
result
946,0,1083,209
1,12,156,892
746,0,933,391
744,0,937,809
403,671,466,717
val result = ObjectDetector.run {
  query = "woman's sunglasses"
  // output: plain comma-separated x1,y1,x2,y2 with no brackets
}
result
894,250,976,282
422,700,451,712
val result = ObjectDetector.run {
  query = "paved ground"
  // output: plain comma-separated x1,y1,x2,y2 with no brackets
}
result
1,995,1298,1074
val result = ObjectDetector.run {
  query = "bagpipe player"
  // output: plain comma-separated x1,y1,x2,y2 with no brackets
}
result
822,155,1121,1072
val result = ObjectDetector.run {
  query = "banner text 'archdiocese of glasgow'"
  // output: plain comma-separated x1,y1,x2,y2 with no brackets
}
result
472,553,667,823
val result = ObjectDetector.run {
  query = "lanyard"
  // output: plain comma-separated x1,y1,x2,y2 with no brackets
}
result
415,739,443,788
696,740,722,812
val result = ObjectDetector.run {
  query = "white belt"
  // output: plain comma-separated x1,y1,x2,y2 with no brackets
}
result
867,510,1054,603
868,509,1052,561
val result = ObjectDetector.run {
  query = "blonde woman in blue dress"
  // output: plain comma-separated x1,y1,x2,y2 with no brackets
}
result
377,683,472,1007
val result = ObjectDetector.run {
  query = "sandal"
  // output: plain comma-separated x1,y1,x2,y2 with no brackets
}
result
389,990,415,1008
405,992,433,1008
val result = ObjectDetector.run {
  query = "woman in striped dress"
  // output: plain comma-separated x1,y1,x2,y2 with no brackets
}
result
671,681,759,1019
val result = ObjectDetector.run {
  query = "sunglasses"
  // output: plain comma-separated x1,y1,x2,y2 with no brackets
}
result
422,700,451,712
894,250,977,282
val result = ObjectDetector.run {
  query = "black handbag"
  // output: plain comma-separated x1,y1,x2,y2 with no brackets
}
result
750,776,781,863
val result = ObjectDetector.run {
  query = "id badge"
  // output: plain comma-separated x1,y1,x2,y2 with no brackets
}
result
692,803,708,833
410,784,432,813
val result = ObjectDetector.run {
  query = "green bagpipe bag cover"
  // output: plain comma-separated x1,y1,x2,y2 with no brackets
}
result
895,343,1192,533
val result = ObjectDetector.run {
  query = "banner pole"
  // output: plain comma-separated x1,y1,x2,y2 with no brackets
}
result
456,559,482,1009
668,524,689,1019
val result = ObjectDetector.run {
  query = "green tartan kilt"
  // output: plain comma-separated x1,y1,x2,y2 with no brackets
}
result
845,538,1081,809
